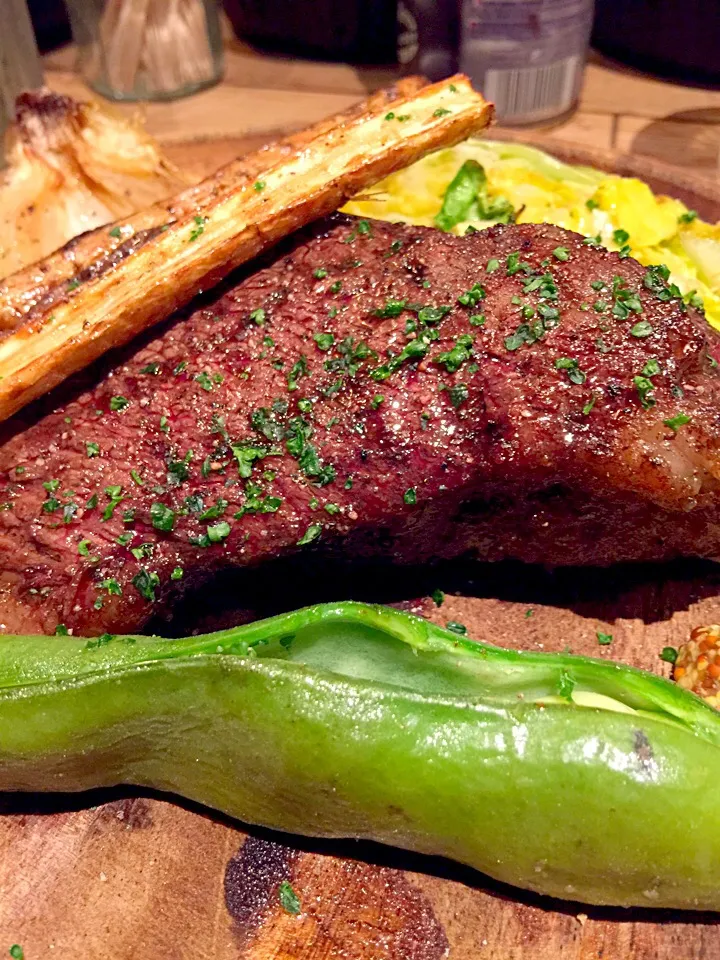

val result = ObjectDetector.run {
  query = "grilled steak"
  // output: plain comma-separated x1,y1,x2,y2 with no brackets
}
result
1,214,719,636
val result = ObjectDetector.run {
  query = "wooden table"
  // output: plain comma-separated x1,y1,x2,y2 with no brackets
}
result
3,33,720,960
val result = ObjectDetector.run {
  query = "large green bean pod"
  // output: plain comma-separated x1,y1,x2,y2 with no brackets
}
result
0,601,718,910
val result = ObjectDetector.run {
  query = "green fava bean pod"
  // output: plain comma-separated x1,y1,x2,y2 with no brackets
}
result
0,601,719,911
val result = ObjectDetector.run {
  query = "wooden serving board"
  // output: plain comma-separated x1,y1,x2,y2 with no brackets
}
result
1,135,720,959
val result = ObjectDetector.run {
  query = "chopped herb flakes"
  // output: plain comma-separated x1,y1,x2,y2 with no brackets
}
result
442,382,468,408
597,631,613,645
433,107,451,117
552,246,569,261
287,355,309,391
297,523,322,546
150,502,176,532
132,569,160,601
109,396,129,412
554,357,586,385
171,566,184,580
446,621,467,635
254,180,266,192
139,362,160,375
663,413,691,432
630,320,653,338
278,880,301,915
86,441,100,458
403,488,417,505
431,588,445,606
660,646,678,664
313,332,335,351
435,334,474,373
189,215,207,242
250,308,266,326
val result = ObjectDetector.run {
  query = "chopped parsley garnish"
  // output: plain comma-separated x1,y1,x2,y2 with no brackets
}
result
132,569,160,602
434,334,474,373
554,357,586,385
642,358,661,377
371,338,428,381
558,670,575,701
552,246,569,261
313,267,328,279
297,523,322,546
99,578,122,596
250,308,266,326
199,498,228,520
678,210,697,224
612,228,630,247
109,226,122,239
486,258,500,273
167,450,193,486
660,646,678,664
150,502,176,532
287,355,309,391
457,283,485,308
102,485,124,521
78,539,92,556
371,394,384,409
194,371,214,391
403,487,417,505
433,107,451,117
139,362,160,375
663,413,691,432
278,880,301,915
469,314,485,326
431,588,445,606
582,396,596,415
173,361,188,375
643,264,682,302
189,215,207,242
254,180,266,192
442,382,468,408
313,332,335,351
630,320,653,338
324,502,340,515
232,443,272,478
109,396,129,412
585,197,599,211
446,621,467,635
590,280,606,292
633,375,656,409
329,280,342,294
55,625,69,636
171,566,184,580
597,631,613,645
374,298,408,319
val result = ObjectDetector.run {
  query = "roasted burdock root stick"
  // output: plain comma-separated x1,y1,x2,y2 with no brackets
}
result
0,76,493,421
2,601,720,911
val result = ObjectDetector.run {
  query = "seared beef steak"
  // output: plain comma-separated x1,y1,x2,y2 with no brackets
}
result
1,215,719,635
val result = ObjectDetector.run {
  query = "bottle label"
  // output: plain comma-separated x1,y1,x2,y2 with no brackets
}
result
460,0,594,124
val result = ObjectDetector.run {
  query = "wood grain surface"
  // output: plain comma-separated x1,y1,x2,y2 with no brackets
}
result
2,133,720,958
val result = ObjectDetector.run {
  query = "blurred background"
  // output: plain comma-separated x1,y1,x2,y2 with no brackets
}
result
1,0,720,176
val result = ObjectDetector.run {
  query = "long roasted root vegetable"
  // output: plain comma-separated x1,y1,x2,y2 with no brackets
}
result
0,75,492,421
0,77,429,328
2,601,720,910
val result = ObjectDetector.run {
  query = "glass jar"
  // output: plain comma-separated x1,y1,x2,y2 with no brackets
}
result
65,0,224,102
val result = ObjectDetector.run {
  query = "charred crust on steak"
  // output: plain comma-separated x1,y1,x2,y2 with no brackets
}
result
1,215,720,635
